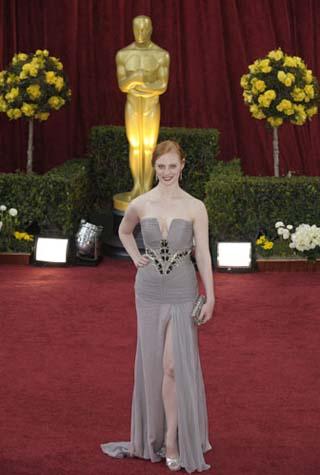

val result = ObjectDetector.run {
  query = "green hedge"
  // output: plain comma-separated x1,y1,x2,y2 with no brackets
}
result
0,159,93,235
3,122,320,252
205,174,320,242
89,125,220,205
209,158,243,178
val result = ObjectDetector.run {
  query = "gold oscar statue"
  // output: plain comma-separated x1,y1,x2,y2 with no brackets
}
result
114,15,170,211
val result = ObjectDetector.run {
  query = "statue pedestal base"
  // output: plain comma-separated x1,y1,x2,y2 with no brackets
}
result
103,209,145,259
113,192,135,213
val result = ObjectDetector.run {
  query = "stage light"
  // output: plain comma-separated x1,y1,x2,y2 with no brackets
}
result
33,236,70,265
216,241,253,272
75,220,103,264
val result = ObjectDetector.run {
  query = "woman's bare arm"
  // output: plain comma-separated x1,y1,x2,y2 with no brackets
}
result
118,200,142,266
118,198,150,268
193,200,215,323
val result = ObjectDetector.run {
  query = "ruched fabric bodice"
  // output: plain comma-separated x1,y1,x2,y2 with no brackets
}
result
135,218,198,303
140,217,194,250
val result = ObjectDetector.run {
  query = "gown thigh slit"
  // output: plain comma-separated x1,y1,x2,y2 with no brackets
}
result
162,308,178,442
100,218,212,473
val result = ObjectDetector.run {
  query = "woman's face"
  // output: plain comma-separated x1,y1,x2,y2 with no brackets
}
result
155,152,184,186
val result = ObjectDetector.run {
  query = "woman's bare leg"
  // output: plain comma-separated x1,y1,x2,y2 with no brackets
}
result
162,317,179,458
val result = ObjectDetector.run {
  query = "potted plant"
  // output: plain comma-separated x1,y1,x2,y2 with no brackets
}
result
241,48,319,176
255,221,320,271
0,49,71,173
0,205,34,264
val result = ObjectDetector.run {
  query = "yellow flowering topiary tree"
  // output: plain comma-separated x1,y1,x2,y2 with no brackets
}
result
0,49,71,173
241,48,319,176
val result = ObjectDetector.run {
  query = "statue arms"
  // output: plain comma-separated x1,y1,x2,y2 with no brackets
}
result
116,51,170,97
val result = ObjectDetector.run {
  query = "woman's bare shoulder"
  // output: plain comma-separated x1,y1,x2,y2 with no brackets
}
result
181,195,207,223
128,191,153,217
182,192,206,211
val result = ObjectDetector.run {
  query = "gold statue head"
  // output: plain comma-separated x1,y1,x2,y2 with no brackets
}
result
133,15,152,44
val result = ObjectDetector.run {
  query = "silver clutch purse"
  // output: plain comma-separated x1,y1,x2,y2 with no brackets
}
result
191,295,206,325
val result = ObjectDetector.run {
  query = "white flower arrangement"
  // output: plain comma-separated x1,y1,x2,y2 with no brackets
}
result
0,205,33,252
9,207,18,216
289,224,320,252
275,221,320,260
276,222,293,239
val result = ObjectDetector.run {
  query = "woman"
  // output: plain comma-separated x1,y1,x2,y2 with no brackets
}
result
101,140,215,473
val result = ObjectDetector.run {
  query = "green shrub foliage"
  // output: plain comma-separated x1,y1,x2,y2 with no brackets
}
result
205,174,320,242
0,159,93,235
89,125,220,205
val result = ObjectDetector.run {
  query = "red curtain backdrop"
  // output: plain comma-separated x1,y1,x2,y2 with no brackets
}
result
0,0,319,175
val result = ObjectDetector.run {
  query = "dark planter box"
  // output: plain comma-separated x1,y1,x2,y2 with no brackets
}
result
0,252,31,265
256,257,320,272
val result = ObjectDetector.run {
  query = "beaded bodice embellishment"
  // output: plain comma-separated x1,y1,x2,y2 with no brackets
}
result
145,238,192,275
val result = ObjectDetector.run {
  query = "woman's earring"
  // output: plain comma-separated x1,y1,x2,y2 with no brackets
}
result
179,171,183,181
156,175,159,182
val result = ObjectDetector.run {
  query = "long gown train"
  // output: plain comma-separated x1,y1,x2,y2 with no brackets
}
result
100,217,212,473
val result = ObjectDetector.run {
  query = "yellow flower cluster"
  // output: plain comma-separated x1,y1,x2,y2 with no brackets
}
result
45,71,65,91
291,87,306,102
5,86,20,102
249,58,272,74
35,112,50,121
267,117,283,127
290,104,307,125
48,55,63,70
241,48,319,127
258,89,276,108
249,104,265,120
306,105,317,118
0,49,71,122
251,78,266,94
304,69,313,84
27,84,41,100
48,95,66,110
0,95,7,112
256,235,274,250
14,231,34,241
12,52,28,63
304,84,315,99
276,99,295,115
268,49,284,61
284,56,304,68
21,102,37,117
7,108,22,119
277,70,295,87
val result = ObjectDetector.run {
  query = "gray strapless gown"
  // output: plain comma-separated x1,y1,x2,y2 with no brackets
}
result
100,218,212,473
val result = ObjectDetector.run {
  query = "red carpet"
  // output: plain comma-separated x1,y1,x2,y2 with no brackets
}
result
0,260,319,475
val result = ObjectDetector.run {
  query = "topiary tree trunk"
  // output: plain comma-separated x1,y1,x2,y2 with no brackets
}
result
26,119,34,174
273,127,279,177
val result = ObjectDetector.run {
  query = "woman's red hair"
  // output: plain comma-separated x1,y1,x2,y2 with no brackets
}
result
152,140,186,166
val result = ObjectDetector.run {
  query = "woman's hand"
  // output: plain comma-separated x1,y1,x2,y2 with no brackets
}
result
134,254,151,268
198,299,215,325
